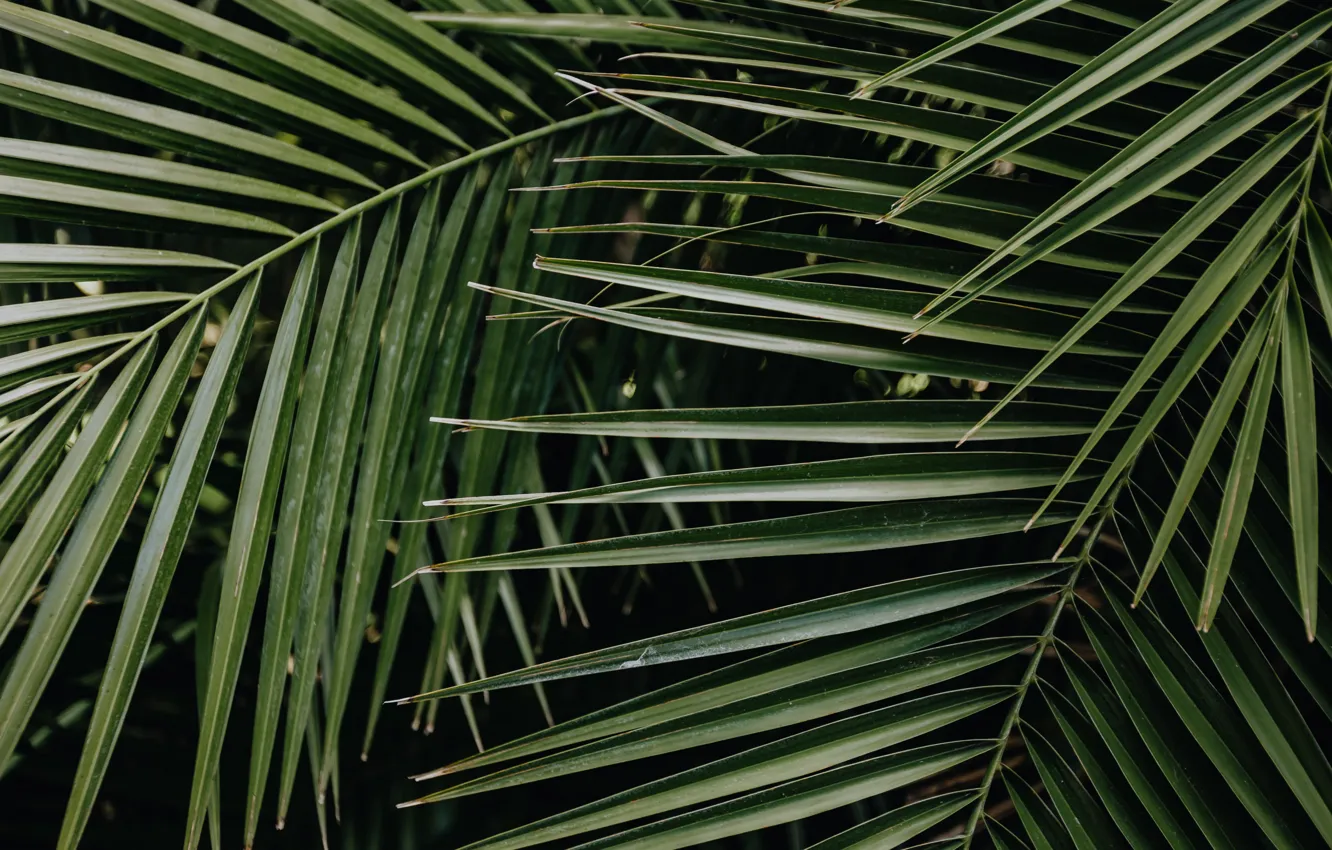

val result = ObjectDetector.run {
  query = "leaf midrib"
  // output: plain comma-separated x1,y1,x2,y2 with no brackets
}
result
6,104,629,450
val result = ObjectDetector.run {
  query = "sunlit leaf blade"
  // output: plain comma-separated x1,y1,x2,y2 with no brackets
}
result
1177,479,1332,722
0,382,93,538
960,110,1315,447
416,11,776,49
0,243,233,282
0,334,132,393
444,645,484,749
194,561,223,850
0,291,190,347
0,173,296,235
532,257,1147,355
460,213,573,705
397,561,1069,702
443,152,553,699
430,451,1094,518
0,308,201,784
915,17,1331,319
539,156,1178,231
806,791,975,850
542,220,1178,313
282,202,399,819
89,0,464,145
430,707,994,850
567,742,991,850
1043,193,1297,545
474,287,1126,390
0,373,80,418
326,0,550,123
419,593,1041,780
890,0,1279,213
1071,618,1257,849
456,592,491,702
919,70,1324,332
420,640,1028,800
1163,471,1332,721
233,0,487,146
0,69,377,188
185,247,316,849
0,412,38,469
1,1,1329,844
1100,576,1322,849
1307,201,1332,339
0,342,156,645
325,177,446,793
1023,722,1128,850
1041,683,1183,849
435,399,1105,443
1281,289,1320,640
988,818,1034,850
362,169,483,757
0,0,420,167
0,137,336,211
415,497,1074,576
1156,553,1332,842
246,221,360,846
58,282,259,850
302,702,330,850
793,0,1127,67
1197,290,1285,630
585,78,1137,187
538,173,1172,264
416,573,465,734
855,0,1073,98
626,14,1165,142
1005,770,1075,850
495,572,554,725
1133,284,1285,601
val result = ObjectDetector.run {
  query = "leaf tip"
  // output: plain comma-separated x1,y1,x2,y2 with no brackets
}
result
410,767,443,781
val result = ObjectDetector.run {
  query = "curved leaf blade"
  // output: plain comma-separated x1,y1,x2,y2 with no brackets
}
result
0,309,202,785
396,561,1069,702
0,342,157,644
185,247,317,849
58,282,259,850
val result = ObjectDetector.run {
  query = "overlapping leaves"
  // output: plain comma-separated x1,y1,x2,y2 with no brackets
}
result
387,1,1332,848
4,0,1332,849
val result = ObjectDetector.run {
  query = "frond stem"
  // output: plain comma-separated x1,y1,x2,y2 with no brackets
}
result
1294,76,1332,223
2,105,628,452
960,471,1130,848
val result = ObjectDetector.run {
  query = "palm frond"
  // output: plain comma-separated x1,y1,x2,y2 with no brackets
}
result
3,0,1332,848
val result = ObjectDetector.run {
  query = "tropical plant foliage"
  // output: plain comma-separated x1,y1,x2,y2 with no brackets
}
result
1,0,1332,848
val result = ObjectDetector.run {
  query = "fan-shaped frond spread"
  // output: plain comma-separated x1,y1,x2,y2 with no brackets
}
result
1,1,1331,849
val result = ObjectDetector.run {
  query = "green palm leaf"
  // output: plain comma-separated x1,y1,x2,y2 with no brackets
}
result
3,2,1331,848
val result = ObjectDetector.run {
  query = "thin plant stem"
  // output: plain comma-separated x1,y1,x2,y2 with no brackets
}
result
961,471,1130,848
